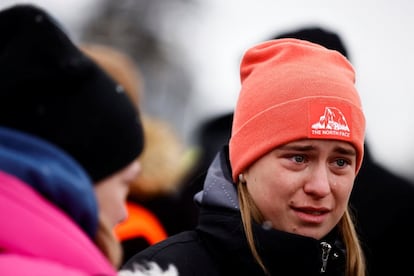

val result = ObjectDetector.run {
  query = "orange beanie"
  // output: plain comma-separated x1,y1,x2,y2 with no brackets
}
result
229,38,365,182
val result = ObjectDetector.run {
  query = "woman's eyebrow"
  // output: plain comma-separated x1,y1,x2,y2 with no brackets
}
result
277,144,315,152
333,146,356,156
277,144,357,156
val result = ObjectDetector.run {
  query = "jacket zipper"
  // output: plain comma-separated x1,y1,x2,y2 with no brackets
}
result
320,241,332,273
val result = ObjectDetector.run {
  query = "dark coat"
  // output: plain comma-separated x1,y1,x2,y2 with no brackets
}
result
123,147,346,276
350,145,414,275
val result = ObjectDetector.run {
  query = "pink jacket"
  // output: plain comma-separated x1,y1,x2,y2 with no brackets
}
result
0,171,117,276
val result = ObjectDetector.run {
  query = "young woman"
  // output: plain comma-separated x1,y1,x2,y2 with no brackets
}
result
123,38,367,275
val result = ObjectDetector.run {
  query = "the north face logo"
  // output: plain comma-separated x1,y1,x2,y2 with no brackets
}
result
312,107,350,131
310,106,351,138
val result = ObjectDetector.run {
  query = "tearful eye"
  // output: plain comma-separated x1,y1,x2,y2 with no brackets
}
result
293,155,305,163
335,159,348,167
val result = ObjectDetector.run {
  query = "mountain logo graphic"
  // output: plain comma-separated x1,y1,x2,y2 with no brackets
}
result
312,106,350,132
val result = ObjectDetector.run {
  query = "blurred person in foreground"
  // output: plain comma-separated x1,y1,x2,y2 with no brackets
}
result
123,38,367,275
0,4,176,276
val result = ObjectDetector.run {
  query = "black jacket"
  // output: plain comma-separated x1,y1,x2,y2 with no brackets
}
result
123,147,346,275
350,145,414,275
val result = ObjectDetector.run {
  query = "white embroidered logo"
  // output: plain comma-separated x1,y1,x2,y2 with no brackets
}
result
311,106,350,138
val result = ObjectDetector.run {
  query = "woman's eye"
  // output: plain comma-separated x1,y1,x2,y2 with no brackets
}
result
292,155,305,163
335,158,349,167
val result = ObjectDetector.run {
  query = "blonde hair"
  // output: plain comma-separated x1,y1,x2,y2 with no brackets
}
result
237,181,366,276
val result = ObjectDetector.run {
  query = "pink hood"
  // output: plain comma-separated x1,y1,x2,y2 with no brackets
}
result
0,171,117,276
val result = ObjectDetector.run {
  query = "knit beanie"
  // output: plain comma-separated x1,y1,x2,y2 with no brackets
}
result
229,38,365,182
0,4,144,182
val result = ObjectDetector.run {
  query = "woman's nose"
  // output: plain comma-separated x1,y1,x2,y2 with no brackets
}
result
303,165,331,198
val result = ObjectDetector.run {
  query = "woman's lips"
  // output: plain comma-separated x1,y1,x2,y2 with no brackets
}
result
292,206,330,224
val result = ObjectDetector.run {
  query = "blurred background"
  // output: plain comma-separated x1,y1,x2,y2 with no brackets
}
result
1,0,413,181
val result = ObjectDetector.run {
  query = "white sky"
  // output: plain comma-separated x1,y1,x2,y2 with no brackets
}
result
2,0,414,180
